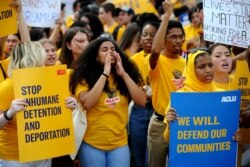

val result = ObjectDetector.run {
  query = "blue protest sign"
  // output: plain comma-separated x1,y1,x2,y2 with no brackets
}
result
169,90,241,167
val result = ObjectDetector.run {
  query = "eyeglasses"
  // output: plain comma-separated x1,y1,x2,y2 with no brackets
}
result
166,34,185,41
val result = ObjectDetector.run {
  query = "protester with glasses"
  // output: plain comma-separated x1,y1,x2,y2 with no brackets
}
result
147,0,186,166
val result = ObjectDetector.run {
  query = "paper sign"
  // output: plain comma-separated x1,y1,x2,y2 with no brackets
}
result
12,65,75,162
21,0,61,27
0,0,17,37
169,91,241,167
203,0,250,48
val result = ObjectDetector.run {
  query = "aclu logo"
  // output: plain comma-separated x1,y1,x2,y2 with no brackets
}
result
221,96,237,102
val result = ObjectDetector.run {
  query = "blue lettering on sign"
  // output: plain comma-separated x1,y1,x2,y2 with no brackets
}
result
23,11,59,24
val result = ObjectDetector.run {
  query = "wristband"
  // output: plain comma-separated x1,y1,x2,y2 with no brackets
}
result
102,73,109,78
3,110,13,121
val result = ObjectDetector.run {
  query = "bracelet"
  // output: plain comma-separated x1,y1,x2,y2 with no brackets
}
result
3,110,13,121
102,73,109,78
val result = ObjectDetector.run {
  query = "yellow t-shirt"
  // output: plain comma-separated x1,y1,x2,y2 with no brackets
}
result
131,50,149,84
0,78,19,160
65,15,74,28
104,22,125,43
0,58,10,82
149,55,185,116
212,75,236,91
183,24,202,51
75,77,128,150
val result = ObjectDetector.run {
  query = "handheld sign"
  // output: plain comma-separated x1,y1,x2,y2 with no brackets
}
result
169,91,241,167
235,61,250,111
0,0,17,37
234,60,250,144
21,0,61,27
203,0,250,48
12,65,75,162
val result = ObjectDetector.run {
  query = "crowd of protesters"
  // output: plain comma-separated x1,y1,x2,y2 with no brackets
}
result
0,0,249,167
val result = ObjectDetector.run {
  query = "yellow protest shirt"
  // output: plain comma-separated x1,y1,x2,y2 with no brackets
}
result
65,15,74,28
183,24,202,51
0,57,10,83
75,76,129,150
1,57,10,74
213,73,236,91
104,22,125,42
149,55,185,116
131,50,149,84
0,78,19,160
124,49,131,57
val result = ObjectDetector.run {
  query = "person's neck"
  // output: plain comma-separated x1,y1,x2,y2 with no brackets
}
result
106,19,116,28
192,24,201,29
163,50,180,59
213,73,229,83
72,53,80,63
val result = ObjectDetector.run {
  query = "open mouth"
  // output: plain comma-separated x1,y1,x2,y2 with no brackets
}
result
222,63,229,69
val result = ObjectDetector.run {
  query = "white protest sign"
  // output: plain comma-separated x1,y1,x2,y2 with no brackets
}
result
203,0,250,48
21,0,61,27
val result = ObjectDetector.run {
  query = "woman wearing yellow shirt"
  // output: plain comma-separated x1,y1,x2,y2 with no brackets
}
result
129,12,160,167
183,8,203,51
70,36,146,167
208,44,236,91
0,42,52,167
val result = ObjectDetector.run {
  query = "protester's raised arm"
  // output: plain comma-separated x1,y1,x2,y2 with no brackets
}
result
10,0,31,42
49,17,64,44
150,0,172,69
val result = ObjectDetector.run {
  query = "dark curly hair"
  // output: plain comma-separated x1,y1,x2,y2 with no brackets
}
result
136,13,160,33
70,37,144,96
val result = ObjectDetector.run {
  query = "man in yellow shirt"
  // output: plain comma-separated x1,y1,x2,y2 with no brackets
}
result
116,6,135,27
99,2,125,42
147,1,185,167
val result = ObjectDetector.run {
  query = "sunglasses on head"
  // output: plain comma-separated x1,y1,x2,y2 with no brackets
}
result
187,47,208,54
186,47,209,64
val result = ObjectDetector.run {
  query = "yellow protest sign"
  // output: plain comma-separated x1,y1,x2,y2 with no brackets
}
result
12,65,75,162
0,0,17,37
108,0,158,15
234,60,250,145
235,61,250,110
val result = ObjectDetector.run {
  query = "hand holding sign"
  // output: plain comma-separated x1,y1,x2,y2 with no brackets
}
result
8,99,27,118
65,96,77,110
9,0,22,13
165,107,178,124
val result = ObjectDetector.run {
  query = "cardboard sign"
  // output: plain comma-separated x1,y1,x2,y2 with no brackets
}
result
21,0,61,27
203,0,250,48
12,65,75,162
0,0,17,37
169,91,241,167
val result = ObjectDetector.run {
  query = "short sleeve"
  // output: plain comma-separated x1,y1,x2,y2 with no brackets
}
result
75,82,88,100
0,79,14,111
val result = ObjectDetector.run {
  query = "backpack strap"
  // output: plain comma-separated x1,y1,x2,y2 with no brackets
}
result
0,63,6,79
112,25,121,41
